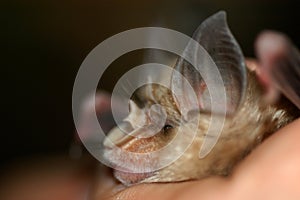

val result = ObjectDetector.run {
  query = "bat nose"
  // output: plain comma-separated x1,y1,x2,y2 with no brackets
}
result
103,123,135,149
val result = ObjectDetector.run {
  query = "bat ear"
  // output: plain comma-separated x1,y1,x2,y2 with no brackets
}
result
171,11,247,117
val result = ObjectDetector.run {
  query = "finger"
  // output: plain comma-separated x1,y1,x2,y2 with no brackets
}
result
255,31,300,107
97,177,229,200
92,165,127,200
230,118,300,199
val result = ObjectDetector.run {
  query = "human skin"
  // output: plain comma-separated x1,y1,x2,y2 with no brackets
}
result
95,117,300,200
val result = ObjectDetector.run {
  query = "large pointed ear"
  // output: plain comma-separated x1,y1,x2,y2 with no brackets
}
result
171,11,246,116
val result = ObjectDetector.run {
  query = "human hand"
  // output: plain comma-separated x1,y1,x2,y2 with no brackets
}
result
94,117,300,200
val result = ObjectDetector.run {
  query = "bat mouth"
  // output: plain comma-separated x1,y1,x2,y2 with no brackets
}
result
113,169,154,185
103,143,159,185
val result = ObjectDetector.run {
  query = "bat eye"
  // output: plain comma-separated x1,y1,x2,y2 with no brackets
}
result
163,124,173,132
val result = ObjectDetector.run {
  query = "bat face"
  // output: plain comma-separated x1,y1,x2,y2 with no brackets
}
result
103,84,183,184
101,11,299,186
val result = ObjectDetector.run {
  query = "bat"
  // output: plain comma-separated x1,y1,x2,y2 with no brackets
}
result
80,11,300,186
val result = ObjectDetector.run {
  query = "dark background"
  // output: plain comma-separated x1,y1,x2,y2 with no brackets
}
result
1,0,299,167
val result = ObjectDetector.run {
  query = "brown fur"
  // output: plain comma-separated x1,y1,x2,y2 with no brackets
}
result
103,69,298,185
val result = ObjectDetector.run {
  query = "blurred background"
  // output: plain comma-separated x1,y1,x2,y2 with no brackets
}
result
1,0,299,169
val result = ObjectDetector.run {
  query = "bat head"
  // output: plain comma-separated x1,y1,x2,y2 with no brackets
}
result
102,11,256,185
